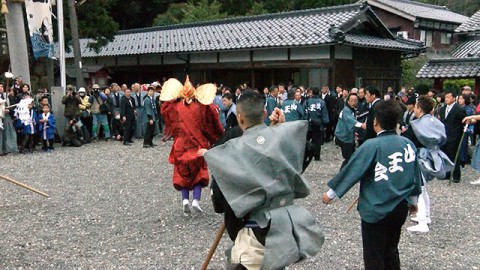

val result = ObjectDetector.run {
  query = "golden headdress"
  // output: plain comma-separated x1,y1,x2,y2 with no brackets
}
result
160,75,217,105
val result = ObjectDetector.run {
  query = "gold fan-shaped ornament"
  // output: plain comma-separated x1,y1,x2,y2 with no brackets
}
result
181,75,195,104
160,78,183,101
195,83,217,105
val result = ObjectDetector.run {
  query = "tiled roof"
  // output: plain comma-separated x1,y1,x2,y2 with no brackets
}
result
63,3,423,59
366,0,468,24
451,38,480,58
456,10,480,33
345,33,422,51
416,58,480,79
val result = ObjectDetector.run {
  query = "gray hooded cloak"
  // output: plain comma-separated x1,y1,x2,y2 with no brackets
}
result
204,120,324,270
411,114,454,181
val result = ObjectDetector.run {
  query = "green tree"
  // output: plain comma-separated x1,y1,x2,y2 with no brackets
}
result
109,0,171,30
246,1,269,16
153,0,228,26
219,0,254,16
400,55,432,89
182,0,228,23
75,0,119,52
153,3,188,26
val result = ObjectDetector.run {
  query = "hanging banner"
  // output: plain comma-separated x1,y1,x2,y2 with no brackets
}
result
24,0,54,58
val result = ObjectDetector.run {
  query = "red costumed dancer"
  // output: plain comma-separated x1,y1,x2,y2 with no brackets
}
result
161,76,223,214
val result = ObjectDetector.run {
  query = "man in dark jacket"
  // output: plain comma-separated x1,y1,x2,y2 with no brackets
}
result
143,86,158,148
61,86,82,124
364,86,381,141
320,85,338,142
439,91,466,182
306,87,330,160
222,93,238,130
120,89,136,145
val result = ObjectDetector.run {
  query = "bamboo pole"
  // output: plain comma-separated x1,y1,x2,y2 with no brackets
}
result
201,222,225,270
347,197,359,213
449,123,469,185
0,174,49,197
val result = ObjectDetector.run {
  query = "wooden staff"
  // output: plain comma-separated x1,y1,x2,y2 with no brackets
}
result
201,222,225,270
449,123,469,185
347,197,359,213
0,174,49,197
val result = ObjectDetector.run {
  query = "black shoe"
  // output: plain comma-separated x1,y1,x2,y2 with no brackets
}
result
452,179,461,183
150,143,157,147
123,142,131,146
128,140,134,143
143,145,151,148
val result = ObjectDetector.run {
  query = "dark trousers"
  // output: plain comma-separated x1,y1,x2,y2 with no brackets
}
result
20,134,35,152
308,129,323,160
337,139,355,169
361,200,408,270
124,118,135,143
442,142,461,181
143,121,155,146
42,139,54,150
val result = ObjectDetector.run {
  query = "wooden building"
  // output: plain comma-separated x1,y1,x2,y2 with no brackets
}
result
417,10,480,93
64,3,424,91
366,0,468,50
65,65,111,87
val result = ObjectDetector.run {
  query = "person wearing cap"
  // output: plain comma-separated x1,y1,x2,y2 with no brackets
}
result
88,84,111,142
77,87,91,118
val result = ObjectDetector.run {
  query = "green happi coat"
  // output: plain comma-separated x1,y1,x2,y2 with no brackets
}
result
204,120,324,269
328,130,422,223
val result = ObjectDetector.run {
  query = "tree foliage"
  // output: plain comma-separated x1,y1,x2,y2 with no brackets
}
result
400,55,432,89
153,0,228,26
444,79,475,93
75,0,119,52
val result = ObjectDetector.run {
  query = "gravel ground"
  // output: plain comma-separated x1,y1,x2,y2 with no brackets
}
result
1,138,479,269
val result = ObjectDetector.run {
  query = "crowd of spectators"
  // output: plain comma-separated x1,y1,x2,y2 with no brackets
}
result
1,75,477,184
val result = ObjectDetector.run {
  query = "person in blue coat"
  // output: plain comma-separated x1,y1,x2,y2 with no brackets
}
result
37,104,56,151
264,86,279,126
323,99,421,270
334,93,366,168
282,88,305,122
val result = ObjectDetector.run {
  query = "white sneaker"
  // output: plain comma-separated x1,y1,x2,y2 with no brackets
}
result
470,178,480,185
182,199,191,215
410,216,431,224
192,199,203,213
407,223,429,233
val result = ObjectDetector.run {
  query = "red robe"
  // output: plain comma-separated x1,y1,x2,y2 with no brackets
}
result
161,99,224,190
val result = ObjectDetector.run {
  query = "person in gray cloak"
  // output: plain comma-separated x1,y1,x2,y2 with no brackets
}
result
132,83,146,139
202,91,324,270
404,95,454,233
0,91,18,155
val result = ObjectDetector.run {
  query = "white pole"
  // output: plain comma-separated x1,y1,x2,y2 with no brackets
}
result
57,0,66,92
